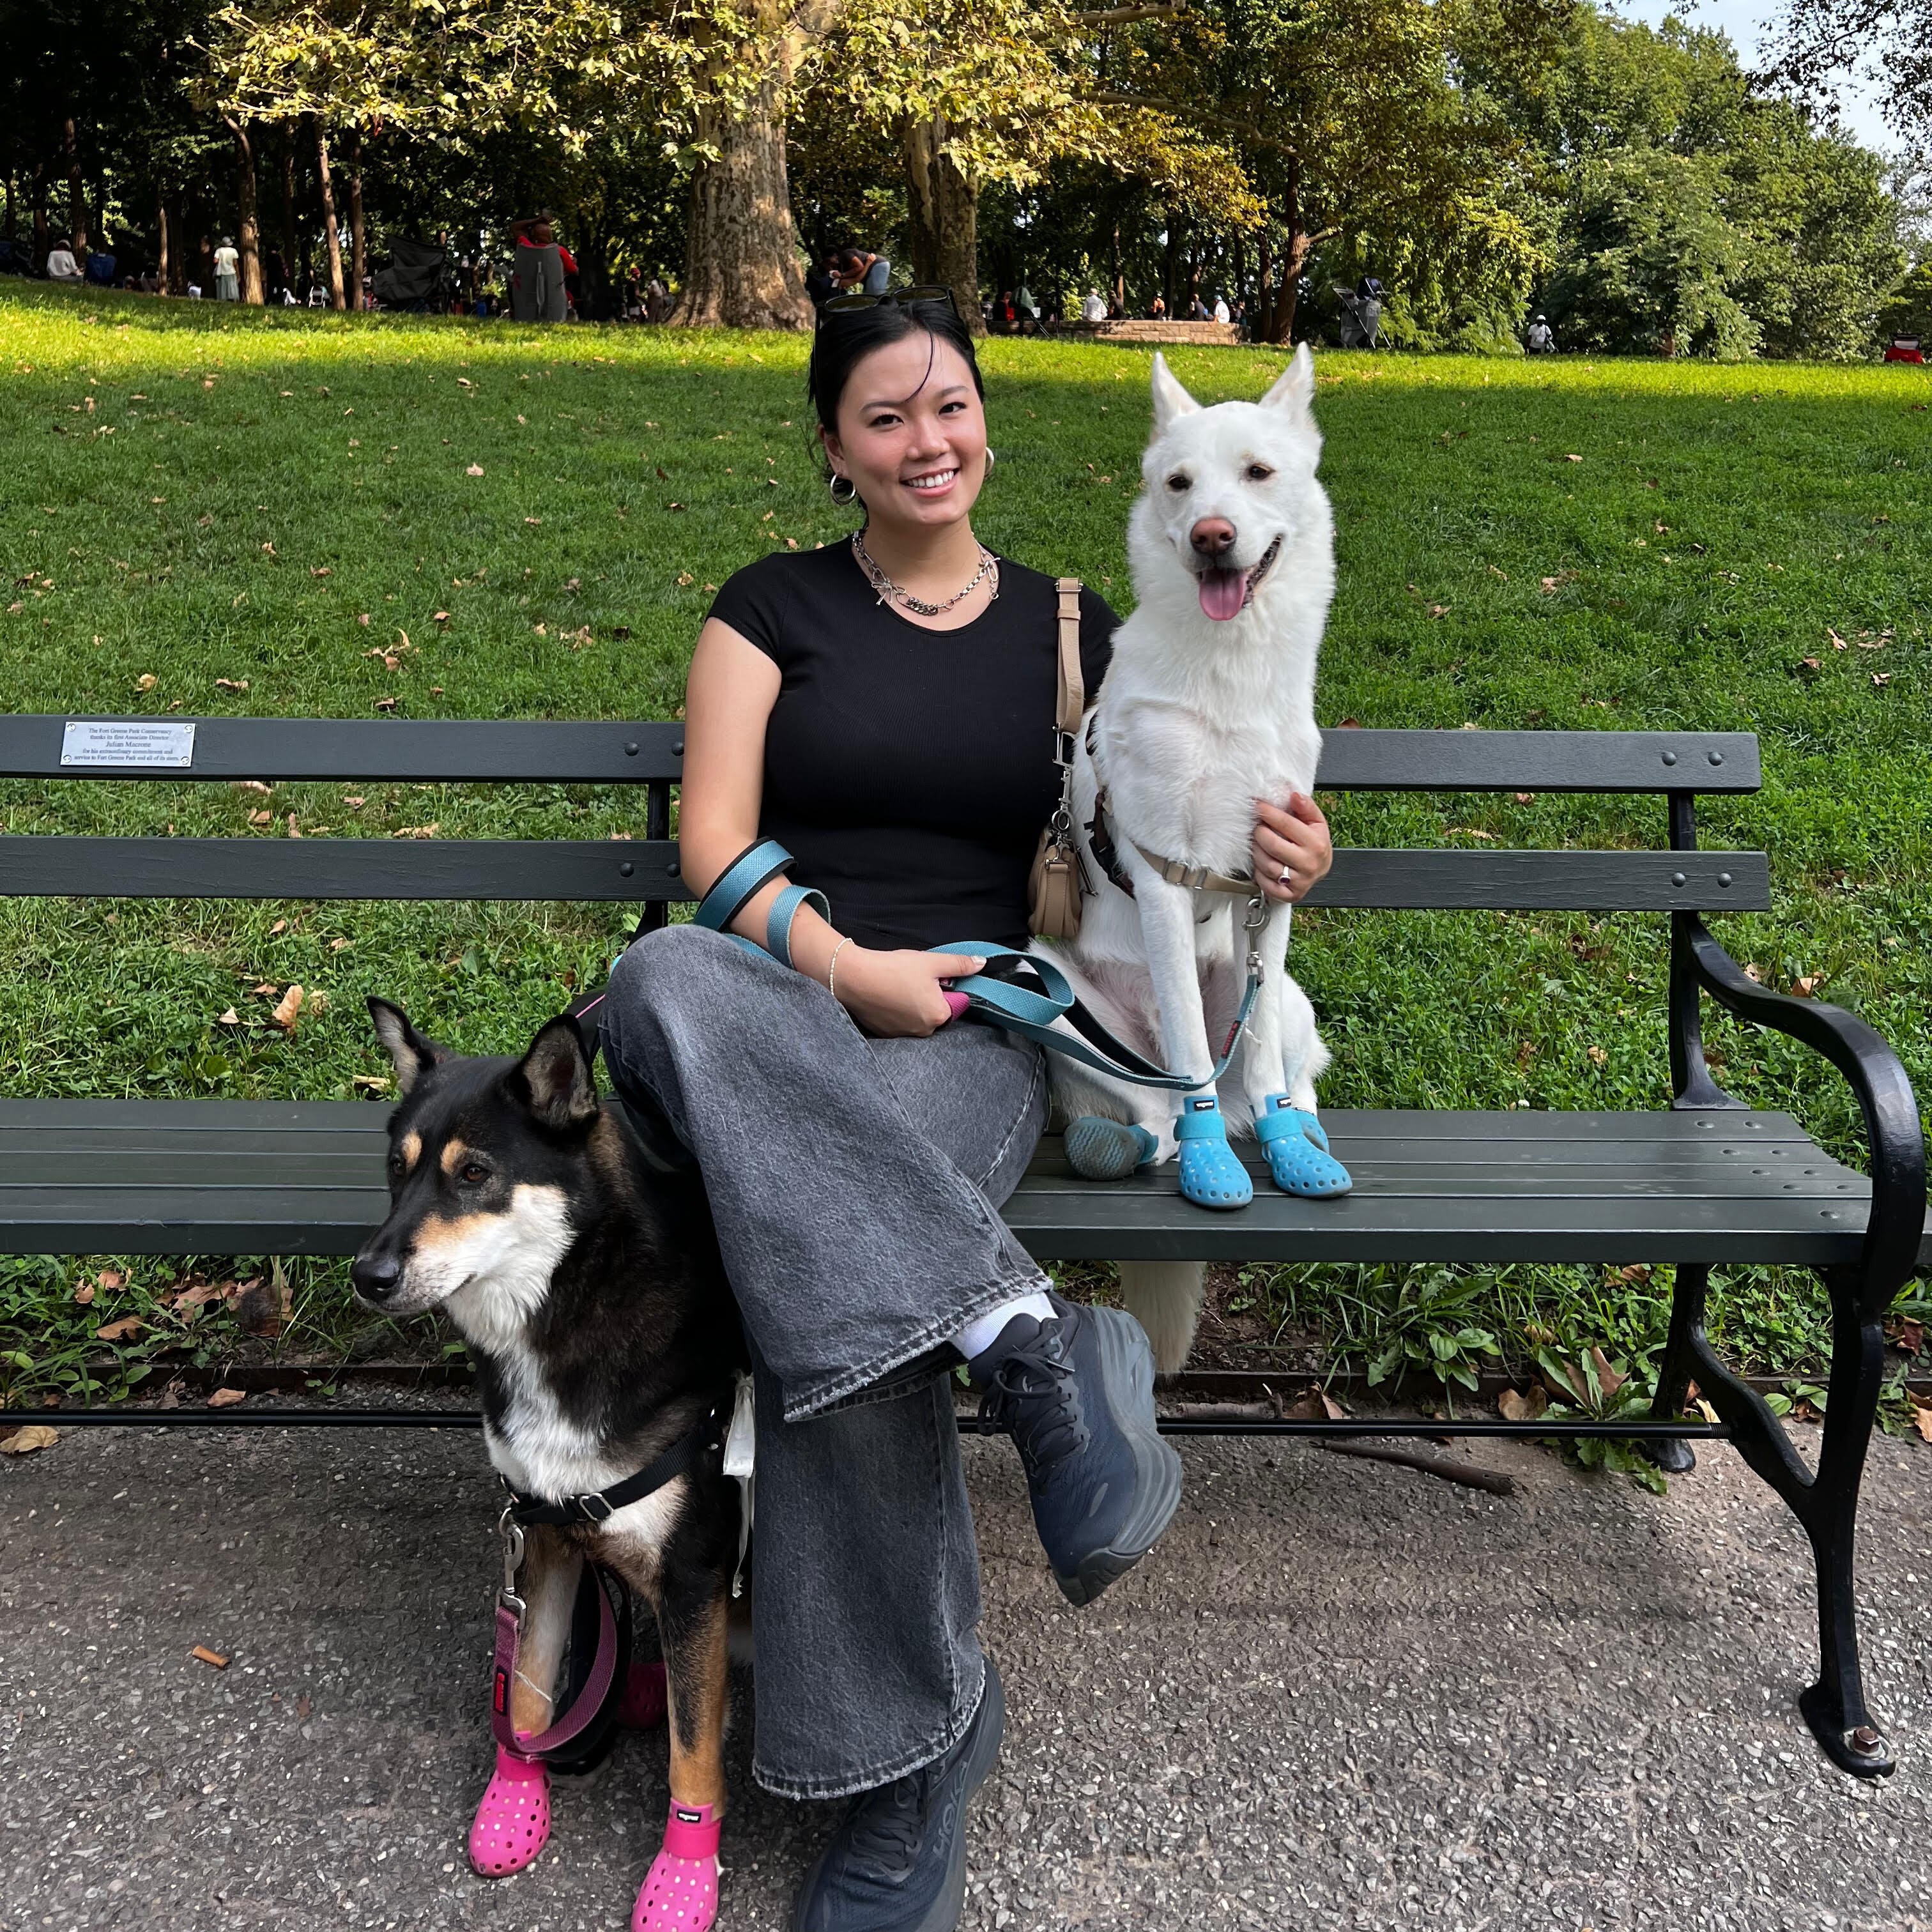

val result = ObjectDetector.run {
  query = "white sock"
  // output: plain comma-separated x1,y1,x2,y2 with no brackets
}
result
954,1291,1057,1365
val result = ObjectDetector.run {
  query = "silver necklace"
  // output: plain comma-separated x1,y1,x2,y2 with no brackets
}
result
851,530,999,618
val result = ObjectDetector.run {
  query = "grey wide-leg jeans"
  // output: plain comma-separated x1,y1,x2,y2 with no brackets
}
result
598,923,1051,1798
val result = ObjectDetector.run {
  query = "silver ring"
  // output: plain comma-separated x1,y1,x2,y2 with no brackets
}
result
1278,865,1292,885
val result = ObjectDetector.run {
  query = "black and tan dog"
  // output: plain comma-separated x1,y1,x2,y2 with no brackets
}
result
351,999,745,1926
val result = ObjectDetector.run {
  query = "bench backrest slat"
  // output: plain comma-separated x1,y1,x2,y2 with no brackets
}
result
0,716,684,782
0,836,684,902
0,838,1770,912
4,718,1758,795
1311,730,1758,792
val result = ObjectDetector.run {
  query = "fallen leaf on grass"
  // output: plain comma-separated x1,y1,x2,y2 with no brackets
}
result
214,677,249,692
392,823,440,839
72,1281,95,1305
172,1280,236,1312
192,1644,231,1667
271,985,304,1031
465,464,484,477
0,1425,60,1455
1445,827,1496,839
235,779,272,797
270,918,288,934
525,516,542,526
373,696,398,712
1586,1045,1608,1066
1792,974,1822,997
433,611,450,623
1498,1386,1547,1423
296,1694,312,1719
96,1315,145,1341
135,672,157,691
217,1006,241,1025
353,1073,392,1092
1872,672,1892,688
1913,1403,1932,1444
1888,1317,1922,1354
310,565,332,578
206,1388,248,1409
248,809,272,827
1563,452,1583,463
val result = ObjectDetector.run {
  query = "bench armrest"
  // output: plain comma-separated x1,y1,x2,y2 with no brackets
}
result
1684,914,1926,1307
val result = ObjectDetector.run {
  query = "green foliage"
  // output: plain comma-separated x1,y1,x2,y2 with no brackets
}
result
1548,148,1760,359
1355,1267,1504,1401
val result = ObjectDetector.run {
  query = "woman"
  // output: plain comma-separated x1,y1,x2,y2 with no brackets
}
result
597,290,1333,1931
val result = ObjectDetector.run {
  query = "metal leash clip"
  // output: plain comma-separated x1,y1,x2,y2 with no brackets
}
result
497,1503,526,1621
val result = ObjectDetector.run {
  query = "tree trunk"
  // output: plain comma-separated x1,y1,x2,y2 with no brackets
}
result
671,50,812,330
345,125,365,308
1161,211,1179,311
226,118,266,303
157,190,170,290
314,121,346,310
901,112,981,334
1259,166,1310,345
1111,217,1124,312
279,127,298,295
63,116,87,252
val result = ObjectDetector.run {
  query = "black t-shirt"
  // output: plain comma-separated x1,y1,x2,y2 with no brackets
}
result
707,542,1119,953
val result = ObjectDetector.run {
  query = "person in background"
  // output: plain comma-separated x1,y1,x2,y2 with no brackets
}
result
45,238,83,282
1212,292,1230,324
832,245,891,296
1081,289,1108,323
1526,312,1556,354
213,237,241,300
805,252,838,310
645,273,670,323
1149,293,1167,320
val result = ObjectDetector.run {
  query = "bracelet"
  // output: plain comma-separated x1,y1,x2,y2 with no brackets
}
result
825,936,854,1004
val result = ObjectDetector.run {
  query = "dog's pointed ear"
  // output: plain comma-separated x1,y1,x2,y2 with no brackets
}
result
1260,342,1316,420
507,1015,599,1131
1149,352,1200,435
367,997,445,1095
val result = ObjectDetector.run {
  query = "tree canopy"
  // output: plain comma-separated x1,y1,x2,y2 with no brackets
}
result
0,0,1912,356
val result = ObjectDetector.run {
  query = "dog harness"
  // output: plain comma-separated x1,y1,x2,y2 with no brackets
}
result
694,837,1266,1092
1083,717,1262,900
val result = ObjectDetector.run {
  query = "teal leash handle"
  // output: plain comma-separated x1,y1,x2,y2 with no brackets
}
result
936,941,1261,1093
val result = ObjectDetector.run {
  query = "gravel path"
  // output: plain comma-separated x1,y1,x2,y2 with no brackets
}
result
3,1407,1929,1931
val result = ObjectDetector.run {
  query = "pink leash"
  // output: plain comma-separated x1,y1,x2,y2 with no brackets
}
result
489,1510,624,1759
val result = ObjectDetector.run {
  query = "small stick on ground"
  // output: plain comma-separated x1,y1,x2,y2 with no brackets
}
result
1317,1438,1516,1496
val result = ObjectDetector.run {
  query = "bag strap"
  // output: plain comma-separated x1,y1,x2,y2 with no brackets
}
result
1054,578,1084,749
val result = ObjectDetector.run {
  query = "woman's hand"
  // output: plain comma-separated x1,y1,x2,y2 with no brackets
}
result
833,947,985,1038
1252,792,1333,903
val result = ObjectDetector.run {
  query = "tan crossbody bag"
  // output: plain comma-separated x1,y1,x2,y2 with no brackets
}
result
1027,578,1089,940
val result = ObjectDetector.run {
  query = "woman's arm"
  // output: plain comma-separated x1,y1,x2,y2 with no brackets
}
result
680,618,981,1034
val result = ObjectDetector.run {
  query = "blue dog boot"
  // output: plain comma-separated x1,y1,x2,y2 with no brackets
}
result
1255,1093,1352,1197
1064,1116,1159,1181
1173,1096,1252,1209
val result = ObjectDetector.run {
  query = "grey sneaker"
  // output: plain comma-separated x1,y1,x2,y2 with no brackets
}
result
970,1292,1183,1606
791,1660,1006,1932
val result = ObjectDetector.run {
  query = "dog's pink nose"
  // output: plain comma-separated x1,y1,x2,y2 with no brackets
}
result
1190,518,1236,558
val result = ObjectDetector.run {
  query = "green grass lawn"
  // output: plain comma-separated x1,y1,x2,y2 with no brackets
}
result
2,282,1927,1411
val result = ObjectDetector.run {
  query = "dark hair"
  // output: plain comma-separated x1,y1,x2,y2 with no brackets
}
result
805,298,986,454
831,247,866,274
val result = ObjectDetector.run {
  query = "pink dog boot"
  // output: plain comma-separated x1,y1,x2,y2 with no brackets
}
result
618,1659,668,1731
632,1801,721,1932
468,1741,551,1878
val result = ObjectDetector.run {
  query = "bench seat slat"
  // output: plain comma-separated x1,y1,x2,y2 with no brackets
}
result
0,839,1768,912
0,1101,1915,1267
0,717,684,782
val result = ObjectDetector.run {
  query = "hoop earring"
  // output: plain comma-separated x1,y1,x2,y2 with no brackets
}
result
828,471,858,505
983,447,997,473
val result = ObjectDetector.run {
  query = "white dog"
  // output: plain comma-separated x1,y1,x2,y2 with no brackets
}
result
1034,346,1349,1372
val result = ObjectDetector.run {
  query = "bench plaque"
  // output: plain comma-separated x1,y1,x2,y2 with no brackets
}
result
61,721,196,768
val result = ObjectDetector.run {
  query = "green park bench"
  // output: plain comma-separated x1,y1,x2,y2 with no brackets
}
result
0,714,1923,1779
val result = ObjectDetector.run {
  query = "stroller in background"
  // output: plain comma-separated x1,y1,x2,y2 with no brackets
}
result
1335,275,1384,348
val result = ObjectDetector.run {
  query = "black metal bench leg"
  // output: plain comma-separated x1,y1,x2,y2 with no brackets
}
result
1676,1269,1894,1778
1795,1275,1895,1777
1644,1262,1708,1473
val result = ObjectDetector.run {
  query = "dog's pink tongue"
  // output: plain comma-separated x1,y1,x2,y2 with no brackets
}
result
1198,568,1246,621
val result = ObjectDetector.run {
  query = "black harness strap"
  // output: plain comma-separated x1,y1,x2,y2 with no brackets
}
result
502,1395,731,1527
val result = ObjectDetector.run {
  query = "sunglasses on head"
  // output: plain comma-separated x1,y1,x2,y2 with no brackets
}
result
819,284,957,319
